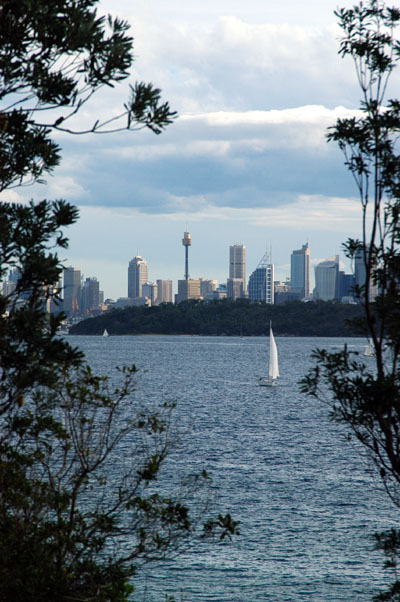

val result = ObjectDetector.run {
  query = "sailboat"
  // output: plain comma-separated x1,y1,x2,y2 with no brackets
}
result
363,339,375,357
259,323,279,387
103,328,109,338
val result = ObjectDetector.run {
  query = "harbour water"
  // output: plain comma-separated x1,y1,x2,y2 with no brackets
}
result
69,335,395,602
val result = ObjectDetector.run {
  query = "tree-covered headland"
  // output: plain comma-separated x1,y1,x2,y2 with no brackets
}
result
70,299,364,337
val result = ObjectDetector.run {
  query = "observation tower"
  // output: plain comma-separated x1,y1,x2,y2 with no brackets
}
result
182,231,192,281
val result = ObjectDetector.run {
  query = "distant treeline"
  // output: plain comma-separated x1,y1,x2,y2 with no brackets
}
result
69,299,365,337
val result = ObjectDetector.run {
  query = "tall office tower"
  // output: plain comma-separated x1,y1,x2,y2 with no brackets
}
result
354,246,378,301
314,256,339,301
248,251,274,304
354,248,366,294
81,277,100,313
156,279,173,304
142,281,157,305
182,231,192,280
290,242,310,298
63,266,81,315
128,256,148,299
229,244,246,295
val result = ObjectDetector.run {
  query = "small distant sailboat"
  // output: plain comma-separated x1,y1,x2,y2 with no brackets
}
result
363,339,375,357
259,323,279,387
103,328,109,338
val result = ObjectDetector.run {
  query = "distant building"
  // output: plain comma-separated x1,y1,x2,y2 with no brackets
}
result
274,291,303,305
142,282,157,305
131,296,151,307
248,251,274,304
175,279,201,304
175,230,201,303
115,297,134,309
290,242,310,298
8,268,19,283
63,266,81,315
46,284,63,314
314,256,339,301
354,248,366,295
200,279,217,297
2,279,17,298
338,271,355,301
274,278,302,304
81,277,100,314
354,246,378,301
227,278,244,301
156,279,173,304
182,231,192,280
205,288,227,301
228,244,246,298
128,256,148,299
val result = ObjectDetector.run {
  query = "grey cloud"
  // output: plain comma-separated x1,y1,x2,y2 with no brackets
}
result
53,114,353,215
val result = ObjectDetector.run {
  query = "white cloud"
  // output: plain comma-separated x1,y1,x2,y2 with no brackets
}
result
0,190,26,204
45,176,87,200
182,106,357,127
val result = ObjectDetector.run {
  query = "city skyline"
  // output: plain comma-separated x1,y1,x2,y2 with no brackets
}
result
63,236,355,305
0,0,379,298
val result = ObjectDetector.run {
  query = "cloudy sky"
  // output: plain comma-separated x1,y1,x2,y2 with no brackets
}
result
5,0,397,299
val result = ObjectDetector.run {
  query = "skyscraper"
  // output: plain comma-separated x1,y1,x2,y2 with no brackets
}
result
228,244,246,299
81,277,100,313
314,256,339,301
290,242,310,298
248,251,274,304
354,246,378,302
128,256,148,299
63,266,81,315
156,279,173,304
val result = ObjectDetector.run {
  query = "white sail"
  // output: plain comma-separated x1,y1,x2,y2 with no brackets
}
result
268,326,279,380
259,323,279,386
363,339,375,357
103,328,109,338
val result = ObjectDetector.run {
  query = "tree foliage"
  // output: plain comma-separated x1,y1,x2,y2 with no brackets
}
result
301,2,400,599
0,0,176,192
0,3,237,601
0,204,240,602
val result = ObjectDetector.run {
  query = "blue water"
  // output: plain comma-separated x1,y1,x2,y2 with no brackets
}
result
68,335,395,602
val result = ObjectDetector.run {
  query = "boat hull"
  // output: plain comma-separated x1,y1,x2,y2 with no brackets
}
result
258,378,276,387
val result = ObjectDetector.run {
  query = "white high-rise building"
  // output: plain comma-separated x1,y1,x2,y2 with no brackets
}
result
290,242,310,298
314,256,339,301
142,281,157,305
228,244,246,299
156,279,173,304
128,256,148,299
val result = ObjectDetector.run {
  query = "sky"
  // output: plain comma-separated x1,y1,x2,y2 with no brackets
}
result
4,0,397,299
